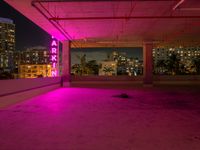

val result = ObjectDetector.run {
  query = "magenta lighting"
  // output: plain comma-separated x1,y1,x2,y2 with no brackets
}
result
51,36,58,77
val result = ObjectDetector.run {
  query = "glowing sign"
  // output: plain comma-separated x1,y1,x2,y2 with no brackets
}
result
51,36,58,77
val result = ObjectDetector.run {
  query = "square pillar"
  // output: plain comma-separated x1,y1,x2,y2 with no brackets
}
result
143,43,153,85
61,40,71,87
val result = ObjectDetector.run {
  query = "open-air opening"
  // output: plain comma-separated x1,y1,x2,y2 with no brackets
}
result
153,46,200,75
71,47,143,77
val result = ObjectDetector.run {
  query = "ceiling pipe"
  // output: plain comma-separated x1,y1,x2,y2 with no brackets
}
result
49,15,200,21
37,2,75,40
31,1,80,48
173,0,185,10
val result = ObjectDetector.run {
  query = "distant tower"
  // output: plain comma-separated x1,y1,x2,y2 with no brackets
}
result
0,17,15,72
111,51,119,61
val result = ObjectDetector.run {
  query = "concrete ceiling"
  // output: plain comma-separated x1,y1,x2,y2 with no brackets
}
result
4,0,200,47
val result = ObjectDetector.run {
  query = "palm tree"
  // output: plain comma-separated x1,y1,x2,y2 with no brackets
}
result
192,56,200,74
166,53,180,75
76,54,87,75
103,66,114,76
156,59,167,74
71,64,82,75
86,60,99,75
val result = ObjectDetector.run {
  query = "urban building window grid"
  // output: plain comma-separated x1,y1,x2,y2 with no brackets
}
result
153,46,200,75
0,17,15,79
0,17,54,79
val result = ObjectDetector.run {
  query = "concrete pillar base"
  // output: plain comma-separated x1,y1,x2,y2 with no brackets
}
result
61,40,71,85
61,75,71,87
62,82,70,87
143,43,153,84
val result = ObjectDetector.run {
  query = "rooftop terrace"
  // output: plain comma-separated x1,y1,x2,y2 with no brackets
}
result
0,85,200,150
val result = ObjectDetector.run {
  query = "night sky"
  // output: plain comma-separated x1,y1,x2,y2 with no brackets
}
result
0,1,51,50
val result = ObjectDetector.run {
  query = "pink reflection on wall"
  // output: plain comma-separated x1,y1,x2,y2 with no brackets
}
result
51,36,58,77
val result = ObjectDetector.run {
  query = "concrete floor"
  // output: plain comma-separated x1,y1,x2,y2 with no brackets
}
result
0,86,200,150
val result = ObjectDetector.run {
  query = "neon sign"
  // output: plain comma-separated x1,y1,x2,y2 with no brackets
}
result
51,36,58,77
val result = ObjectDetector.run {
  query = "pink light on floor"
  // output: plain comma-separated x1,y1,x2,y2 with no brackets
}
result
51,36,58,77
1,87,200,150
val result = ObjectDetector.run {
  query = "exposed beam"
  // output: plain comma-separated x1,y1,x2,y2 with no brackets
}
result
31,1,80,48
49,15,200,21
173,0,185,10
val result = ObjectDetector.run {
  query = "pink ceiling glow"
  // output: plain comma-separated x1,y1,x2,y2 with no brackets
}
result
4,0,200,47
51,36,58,77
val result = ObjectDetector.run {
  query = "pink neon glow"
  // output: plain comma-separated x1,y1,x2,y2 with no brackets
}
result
52,62,56,68
51,48,57,54
51,36,58,77
52,70,57,76
51,55,57,61
51,40,57,47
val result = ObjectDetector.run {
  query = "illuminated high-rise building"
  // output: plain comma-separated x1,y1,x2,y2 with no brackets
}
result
20,47,50,65
153,46,200,74
19,64,52,78
18,47,51,78
0,17,15,72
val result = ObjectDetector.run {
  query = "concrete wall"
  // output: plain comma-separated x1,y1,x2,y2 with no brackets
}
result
72,75,200,82
1,75,200,108
71,75,143,82
71,75,200,86
0,77,61,108
154,75,200,84
0,77,61,96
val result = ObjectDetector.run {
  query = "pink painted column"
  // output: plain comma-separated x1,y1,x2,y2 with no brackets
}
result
143,43,153,85
61,40,71,87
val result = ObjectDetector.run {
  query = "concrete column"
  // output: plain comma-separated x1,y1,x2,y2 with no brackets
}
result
61,40,71,87
143,43,153,85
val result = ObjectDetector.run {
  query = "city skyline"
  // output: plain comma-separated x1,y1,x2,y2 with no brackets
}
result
71,47,143,65
0,1,51,50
